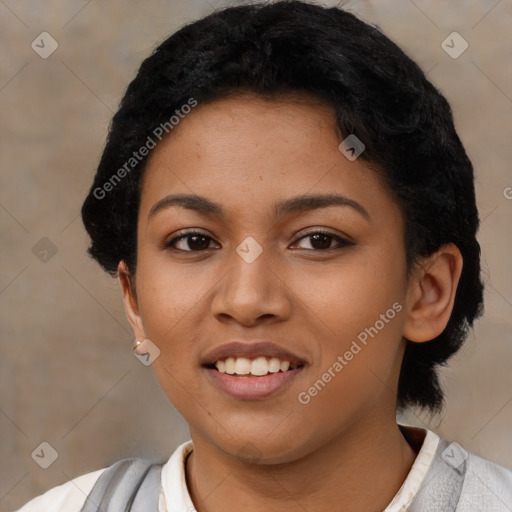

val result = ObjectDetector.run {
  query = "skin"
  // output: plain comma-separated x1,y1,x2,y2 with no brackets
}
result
119,93,462,512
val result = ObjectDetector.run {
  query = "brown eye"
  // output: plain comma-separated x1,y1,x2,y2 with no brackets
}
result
308,233,334,250
293,231,354,251
166,232,218,251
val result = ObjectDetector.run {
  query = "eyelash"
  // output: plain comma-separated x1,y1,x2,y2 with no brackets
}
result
164,229,354,253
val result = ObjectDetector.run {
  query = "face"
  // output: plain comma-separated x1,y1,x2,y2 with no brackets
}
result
127,93,413,463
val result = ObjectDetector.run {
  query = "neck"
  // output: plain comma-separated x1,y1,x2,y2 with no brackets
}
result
185,415,419,512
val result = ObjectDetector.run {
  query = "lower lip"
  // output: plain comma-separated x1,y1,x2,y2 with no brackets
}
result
204,367,304,400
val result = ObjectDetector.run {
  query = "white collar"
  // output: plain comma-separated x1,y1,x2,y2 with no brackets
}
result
160,439,195,512
160,424,439,512
384,425,440,511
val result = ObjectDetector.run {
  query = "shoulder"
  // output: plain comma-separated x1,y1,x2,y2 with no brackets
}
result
457,449,512,510
395,426,512,512
15,442,192,512
14,467,106,512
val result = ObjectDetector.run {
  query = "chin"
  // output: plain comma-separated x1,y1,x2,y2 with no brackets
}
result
212,427,321,466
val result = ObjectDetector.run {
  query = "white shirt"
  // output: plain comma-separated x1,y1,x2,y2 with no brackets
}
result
14,426,441,512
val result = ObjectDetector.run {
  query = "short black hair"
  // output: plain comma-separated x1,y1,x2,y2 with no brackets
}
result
81,0,484,412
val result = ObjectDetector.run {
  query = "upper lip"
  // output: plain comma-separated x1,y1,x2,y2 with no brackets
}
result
201,341,308,366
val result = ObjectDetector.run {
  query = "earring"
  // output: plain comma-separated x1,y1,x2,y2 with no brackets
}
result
133,338,146,354
133,337,161,365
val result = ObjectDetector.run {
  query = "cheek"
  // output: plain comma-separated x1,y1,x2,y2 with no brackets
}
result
291,269,406,438
293,252,405,338
290,252,407,391
137,245,208,312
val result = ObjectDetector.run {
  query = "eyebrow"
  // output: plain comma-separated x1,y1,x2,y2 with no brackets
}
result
148,193,370,221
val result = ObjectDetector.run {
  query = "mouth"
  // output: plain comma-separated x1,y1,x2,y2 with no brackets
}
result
201,343,307,400
204,356,305,377
201,341,308,399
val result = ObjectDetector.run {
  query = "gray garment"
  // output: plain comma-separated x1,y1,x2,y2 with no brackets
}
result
409,437,512,511
80,438,512,511
79,458,164,512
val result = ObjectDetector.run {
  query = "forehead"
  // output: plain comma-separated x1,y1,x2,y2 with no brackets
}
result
138,93,397,224
143,92,340,176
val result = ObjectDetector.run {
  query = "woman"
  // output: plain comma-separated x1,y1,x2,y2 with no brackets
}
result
16,1,512,510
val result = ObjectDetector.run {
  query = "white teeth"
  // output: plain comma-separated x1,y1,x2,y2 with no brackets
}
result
224,357,236,375
279,360,290,371
251,356,269,376
268,357,281,373
235,357,251,375
214,356,300,376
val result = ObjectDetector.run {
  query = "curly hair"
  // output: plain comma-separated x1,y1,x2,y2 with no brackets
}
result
81,0,484,412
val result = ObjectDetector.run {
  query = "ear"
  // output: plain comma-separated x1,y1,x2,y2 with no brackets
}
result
118,260,146,341
402,243,463,343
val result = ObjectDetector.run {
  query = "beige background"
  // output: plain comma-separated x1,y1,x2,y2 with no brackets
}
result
1,0,511,510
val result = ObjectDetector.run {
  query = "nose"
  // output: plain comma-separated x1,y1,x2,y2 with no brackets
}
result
210,246,292,327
